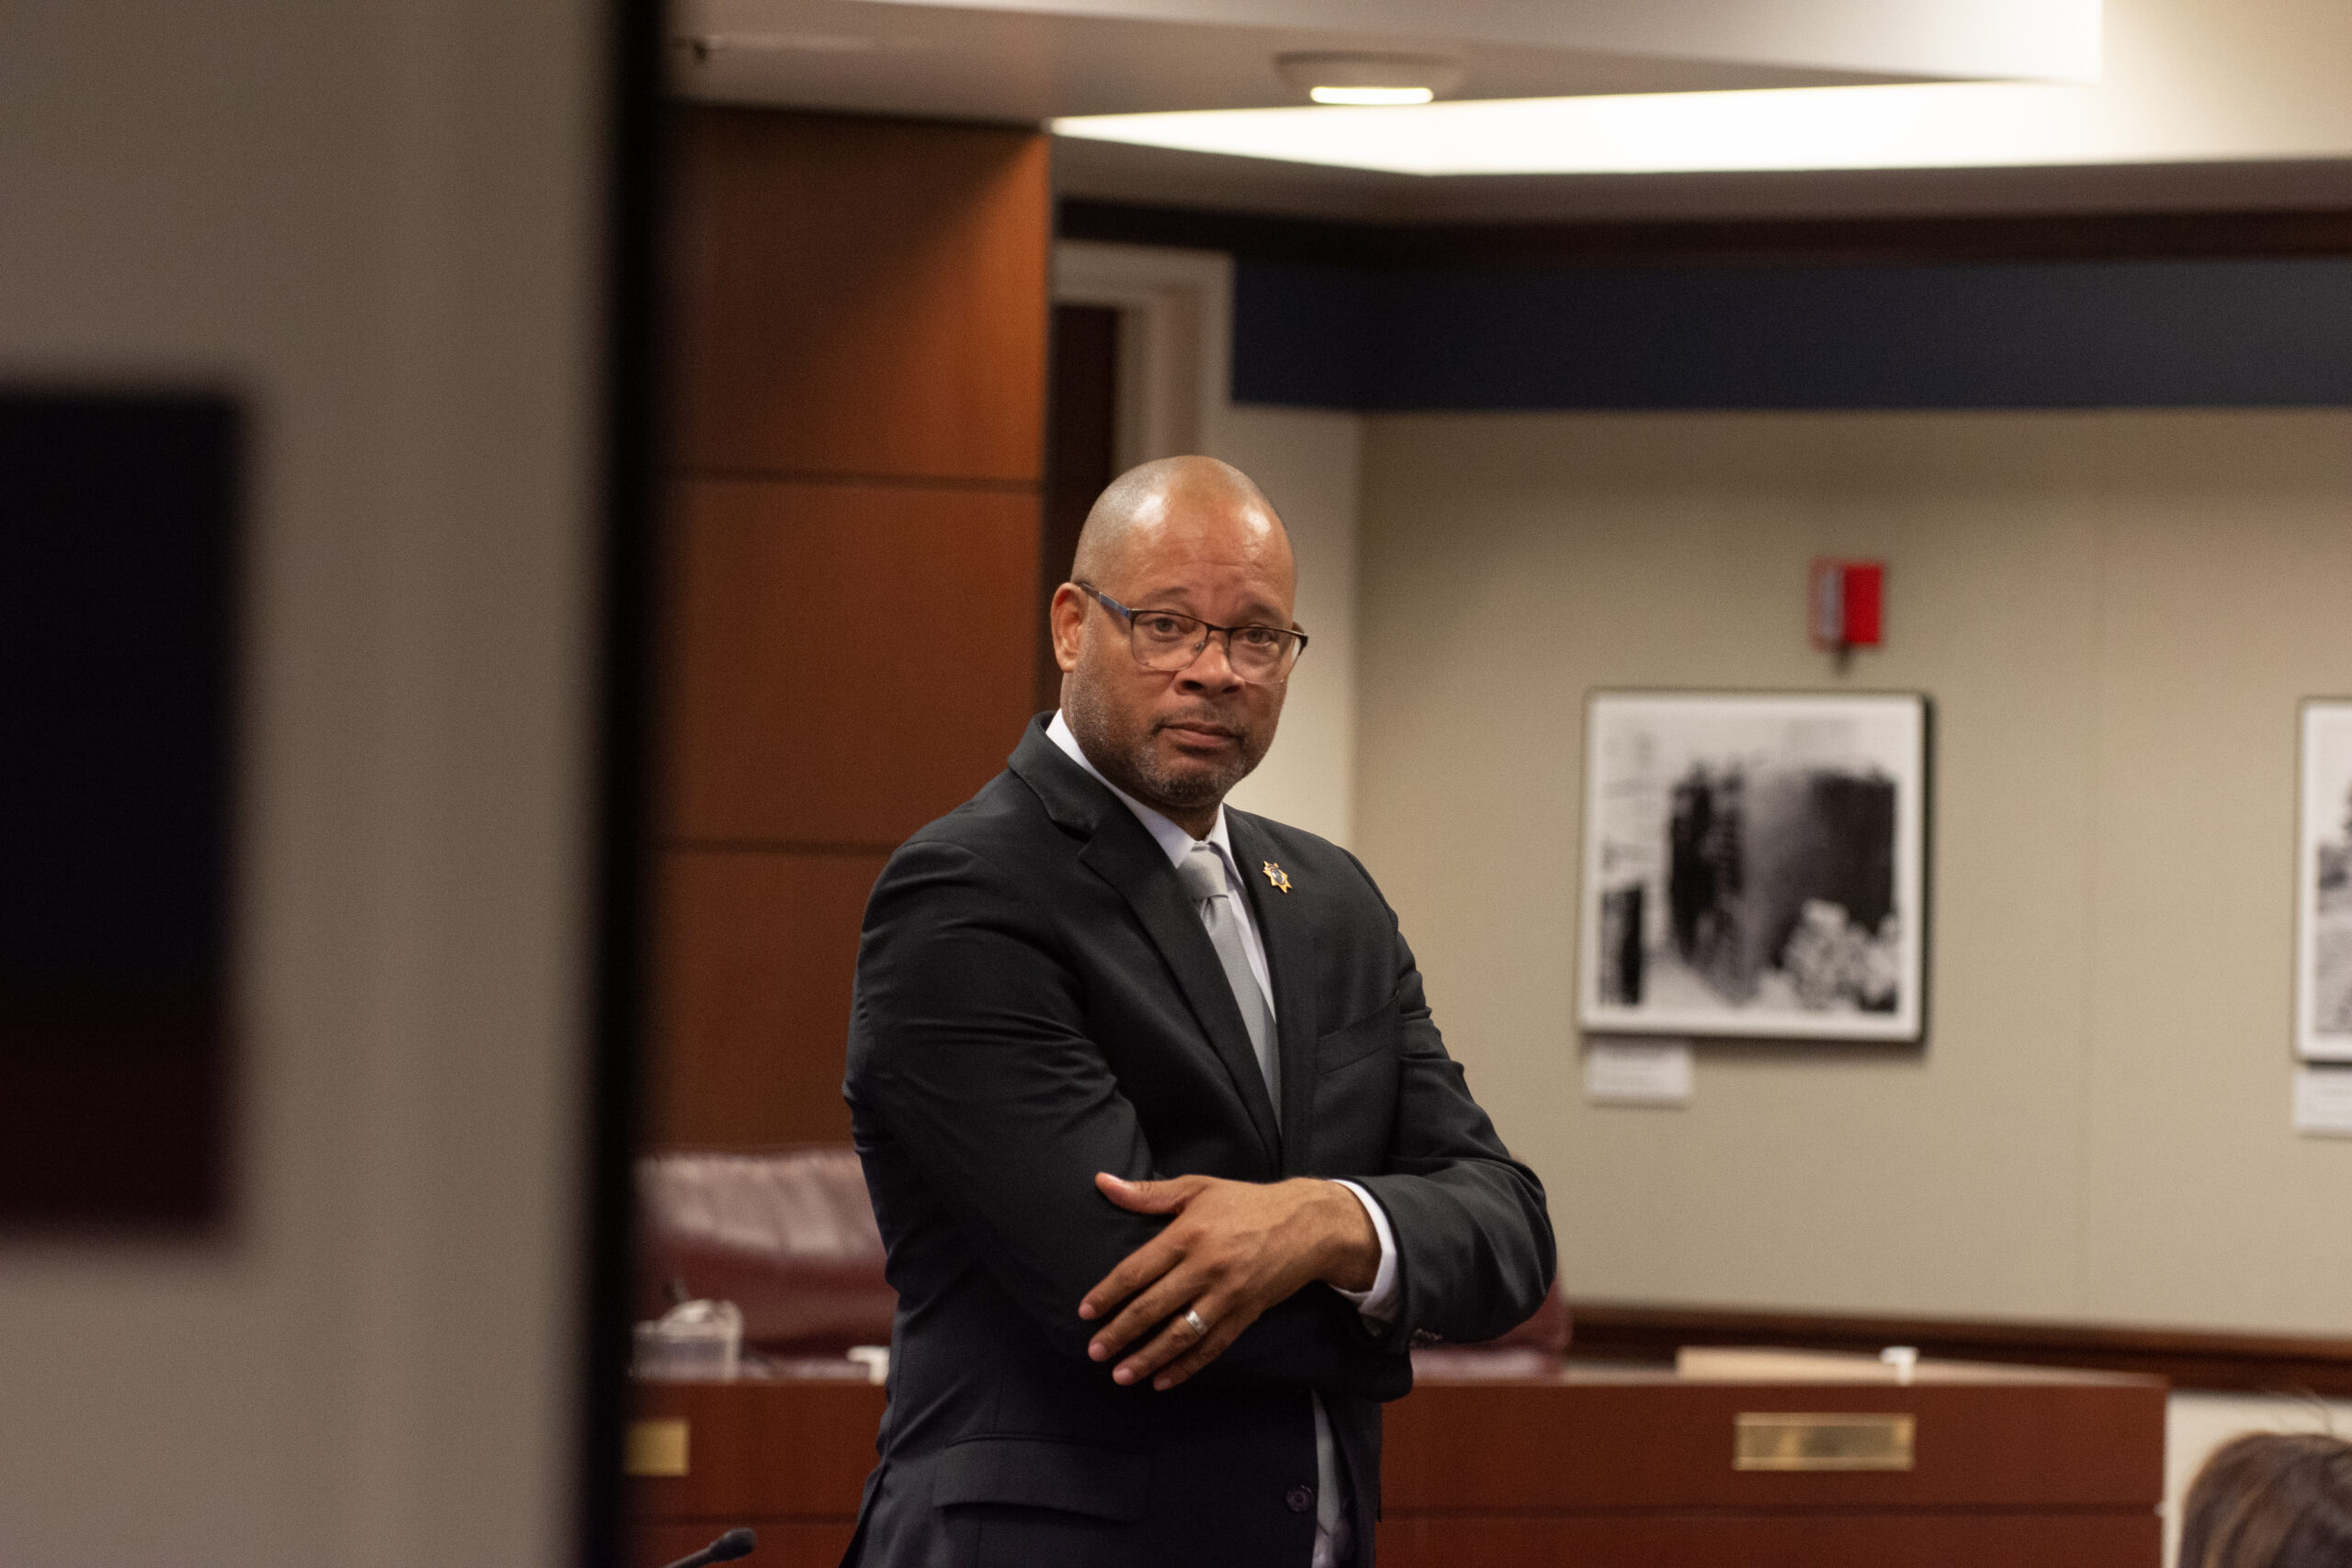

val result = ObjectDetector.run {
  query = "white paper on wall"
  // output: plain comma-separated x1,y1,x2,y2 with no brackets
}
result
1584,1039,1695,1106
2292,1067,2352,1138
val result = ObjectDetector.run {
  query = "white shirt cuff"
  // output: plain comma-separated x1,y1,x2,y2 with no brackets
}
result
1328,1179,1399,1323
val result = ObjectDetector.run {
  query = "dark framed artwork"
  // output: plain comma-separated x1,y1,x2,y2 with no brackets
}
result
1578,690,1928,1043
2296,700,2352,1063
0,390,239,1227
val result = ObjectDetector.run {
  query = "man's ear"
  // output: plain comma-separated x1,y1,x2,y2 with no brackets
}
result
1049,581,1087,673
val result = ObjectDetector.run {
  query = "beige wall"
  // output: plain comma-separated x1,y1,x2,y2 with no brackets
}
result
1356,409,2352,1335
0,1,601,1562
1218,404,1363,846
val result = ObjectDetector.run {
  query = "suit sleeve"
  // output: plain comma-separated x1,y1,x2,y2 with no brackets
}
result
852,836,1407,1401
1340,855,1559,1353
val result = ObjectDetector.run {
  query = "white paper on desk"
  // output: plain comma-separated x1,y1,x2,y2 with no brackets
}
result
1584,1039,1693,1106
2293,1066,2352,1137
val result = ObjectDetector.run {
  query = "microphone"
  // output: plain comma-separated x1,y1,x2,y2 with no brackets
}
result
657,1527,756,1568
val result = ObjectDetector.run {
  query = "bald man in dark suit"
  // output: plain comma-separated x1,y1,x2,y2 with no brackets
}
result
843,457,1554,1567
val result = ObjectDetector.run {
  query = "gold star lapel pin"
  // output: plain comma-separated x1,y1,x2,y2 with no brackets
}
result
1261,861,1293,894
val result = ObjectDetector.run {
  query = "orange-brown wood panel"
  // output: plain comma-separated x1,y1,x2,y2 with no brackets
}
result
663,477,1039,847
1377,1511,2159,1568
630,1519,857,1568
651,848,888,1147
670,108,1049,483
1381,1380,2166,1513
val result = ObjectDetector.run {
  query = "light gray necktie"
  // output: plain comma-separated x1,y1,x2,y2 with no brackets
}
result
1186,845,1349,1559
1178,842,1279,1123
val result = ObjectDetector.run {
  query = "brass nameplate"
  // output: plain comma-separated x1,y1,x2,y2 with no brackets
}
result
1735,1412,1915,1472
626,1418,691,1478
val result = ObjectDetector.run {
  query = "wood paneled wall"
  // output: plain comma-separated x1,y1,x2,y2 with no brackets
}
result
652,109,1049,1147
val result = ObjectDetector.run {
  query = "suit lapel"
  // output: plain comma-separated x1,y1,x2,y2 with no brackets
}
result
1079,827,1283,1171
1012,720,1283,1168
1227,813,1319,1177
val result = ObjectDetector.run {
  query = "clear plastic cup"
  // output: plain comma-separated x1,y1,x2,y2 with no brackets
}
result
632,1298,743,1381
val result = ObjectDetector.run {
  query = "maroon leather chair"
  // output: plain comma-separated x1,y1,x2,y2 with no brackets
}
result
638,1144,1567,1371
639,1145,896,1358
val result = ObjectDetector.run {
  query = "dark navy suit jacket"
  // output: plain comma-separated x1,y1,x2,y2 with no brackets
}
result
842,716,1554,1567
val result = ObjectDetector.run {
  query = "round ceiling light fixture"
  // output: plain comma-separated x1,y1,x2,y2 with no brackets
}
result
1274,51,1465,107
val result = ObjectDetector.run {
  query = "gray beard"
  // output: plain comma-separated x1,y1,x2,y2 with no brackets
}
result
1131,735,1255,808
1064,682,1260,814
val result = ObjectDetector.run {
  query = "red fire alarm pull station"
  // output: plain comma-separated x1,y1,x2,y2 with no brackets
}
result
1810,558,1883,651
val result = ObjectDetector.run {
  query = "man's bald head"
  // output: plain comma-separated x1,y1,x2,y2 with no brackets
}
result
1069,456,1294,598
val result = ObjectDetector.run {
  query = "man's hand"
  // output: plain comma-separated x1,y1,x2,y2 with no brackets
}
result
1078,1172,1379,1392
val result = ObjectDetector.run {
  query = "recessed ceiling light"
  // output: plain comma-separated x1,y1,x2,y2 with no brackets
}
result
1310,85,1434,107
1275,51,1464,107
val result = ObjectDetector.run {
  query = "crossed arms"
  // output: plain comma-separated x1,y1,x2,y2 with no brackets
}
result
851,837,1554,1398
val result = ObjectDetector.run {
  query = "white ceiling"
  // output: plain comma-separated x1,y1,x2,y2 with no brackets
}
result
672,0,1928,125
1048,141,2352,225
828,0,2102,81
671,0,2352,221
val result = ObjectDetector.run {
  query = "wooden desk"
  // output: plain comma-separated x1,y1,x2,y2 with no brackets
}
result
1380,1355,2165,1567
628,1376,886,1568
628,1354,2165,1567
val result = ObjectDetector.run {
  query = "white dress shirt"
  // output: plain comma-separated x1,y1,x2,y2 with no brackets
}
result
1048,711,1396,1566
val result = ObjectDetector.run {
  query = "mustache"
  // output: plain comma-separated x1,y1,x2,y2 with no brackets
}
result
1153,709,1247,738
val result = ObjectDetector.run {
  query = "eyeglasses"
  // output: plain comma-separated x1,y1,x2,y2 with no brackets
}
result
1075,581,1308,684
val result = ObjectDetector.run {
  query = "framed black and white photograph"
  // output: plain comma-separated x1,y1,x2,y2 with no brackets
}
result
2296,701,2352,1063
1578,691,1928,1043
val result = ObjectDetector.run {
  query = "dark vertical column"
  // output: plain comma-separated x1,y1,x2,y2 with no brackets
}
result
1037,302,1121,711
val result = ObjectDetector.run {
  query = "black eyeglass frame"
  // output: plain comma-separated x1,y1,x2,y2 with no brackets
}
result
1073,581,1309,683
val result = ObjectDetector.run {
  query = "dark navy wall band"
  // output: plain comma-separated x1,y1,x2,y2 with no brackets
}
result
1231,257,2352,411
